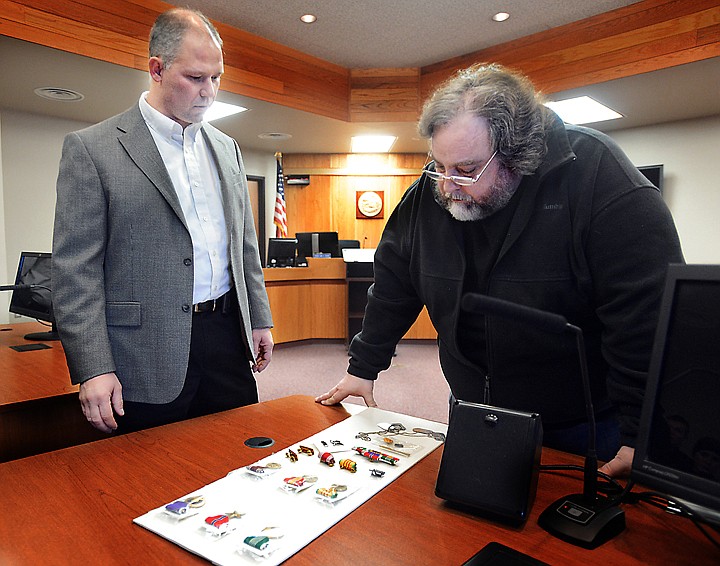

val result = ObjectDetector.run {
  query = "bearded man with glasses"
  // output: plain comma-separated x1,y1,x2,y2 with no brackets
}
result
317,63,683,478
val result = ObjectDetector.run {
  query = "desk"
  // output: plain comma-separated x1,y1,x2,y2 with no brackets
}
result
0,395,715,565
0,322,103,462
263,258,436,344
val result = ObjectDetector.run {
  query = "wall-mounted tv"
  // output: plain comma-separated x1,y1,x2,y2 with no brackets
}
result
638,164,664,194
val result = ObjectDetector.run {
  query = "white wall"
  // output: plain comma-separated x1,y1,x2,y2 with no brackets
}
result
0,111,83,323
608,115,720,264
236,147,279,244
0,109,277,323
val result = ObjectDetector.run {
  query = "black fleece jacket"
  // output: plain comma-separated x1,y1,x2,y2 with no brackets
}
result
347,113,684,447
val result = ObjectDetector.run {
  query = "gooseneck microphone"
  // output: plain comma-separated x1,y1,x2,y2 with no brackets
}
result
461,293,625,548
0,283,35,291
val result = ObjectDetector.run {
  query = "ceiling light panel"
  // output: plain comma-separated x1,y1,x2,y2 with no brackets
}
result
545,96,623,125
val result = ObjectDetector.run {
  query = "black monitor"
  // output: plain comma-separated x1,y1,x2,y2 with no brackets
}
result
339,239,361,251
638,164,664,194
632,263,720,524
295,232,340,259
8,251,59,341
266,237,297,268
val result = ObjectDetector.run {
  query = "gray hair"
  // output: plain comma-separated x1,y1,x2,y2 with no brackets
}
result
418,63,549,176
149,8,223,68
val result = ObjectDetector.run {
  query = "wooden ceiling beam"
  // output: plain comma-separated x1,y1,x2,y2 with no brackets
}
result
1,0,718,123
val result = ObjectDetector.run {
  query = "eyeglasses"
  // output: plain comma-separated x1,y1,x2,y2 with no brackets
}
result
423,150,498,186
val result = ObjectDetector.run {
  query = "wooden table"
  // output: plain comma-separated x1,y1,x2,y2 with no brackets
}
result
0,395,716,565
0,322,103,461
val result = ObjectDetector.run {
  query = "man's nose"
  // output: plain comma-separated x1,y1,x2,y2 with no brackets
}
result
199,78,215,97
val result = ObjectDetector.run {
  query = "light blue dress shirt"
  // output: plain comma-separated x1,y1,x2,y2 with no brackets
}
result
139,93,232,304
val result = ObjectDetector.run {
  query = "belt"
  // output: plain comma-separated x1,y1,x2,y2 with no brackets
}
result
193,290,234,314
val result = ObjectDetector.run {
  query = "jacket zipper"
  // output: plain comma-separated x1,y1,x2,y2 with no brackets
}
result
483,306,494,405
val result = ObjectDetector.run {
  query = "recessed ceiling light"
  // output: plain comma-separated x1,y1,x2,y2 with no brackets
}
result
492,12,510,22
351,135,397,153
300,14,317,24
34,87,84,101
258,132,292,140
204,100,247,122
545,96,623,125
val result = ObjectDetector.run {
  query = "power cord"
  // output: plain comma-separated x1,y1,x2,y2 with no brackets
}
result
540,464,720,551
623,488,720,551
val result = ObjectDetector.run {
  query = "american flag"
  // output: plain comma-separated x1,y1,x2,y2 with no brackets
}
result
273,158,288,237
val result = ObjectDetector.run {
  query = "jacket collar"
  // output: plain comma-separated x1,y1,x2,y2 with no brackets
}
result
495,110,575,261
116,105,187,227
535,109,576,180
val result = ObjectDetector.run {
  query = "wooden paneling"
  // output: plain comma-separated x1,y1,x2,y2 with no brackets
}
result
1,1,717,123
265,280,346,343
263,257,437,343
282,153,426,249
419,0,720,101
0,0,350,121
264,258,346,343
269,155,437,342
349,67,420,122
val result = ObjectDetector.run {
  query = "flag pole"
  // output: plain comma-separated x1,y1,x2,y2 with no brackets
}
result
273,152,288,238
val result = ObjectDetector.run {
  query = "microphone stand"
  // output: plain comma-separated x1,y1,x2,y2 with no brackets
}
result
536,324,625,549
460,293,625,548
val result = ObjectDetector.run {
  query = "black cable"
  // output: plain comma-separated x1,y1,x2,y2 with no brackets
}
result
625,489,720,551
540,466,720,550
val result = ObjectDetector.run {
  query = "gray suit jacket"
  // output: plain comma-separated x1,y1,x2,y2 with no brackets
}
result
52,105,272,403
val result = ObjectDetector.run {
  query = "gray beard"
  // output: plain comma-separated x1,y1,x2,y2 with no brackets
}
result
432,167,521,221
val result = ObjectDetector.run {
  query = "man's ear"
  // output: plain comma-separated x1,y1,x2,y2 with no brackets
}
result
149,57,163,82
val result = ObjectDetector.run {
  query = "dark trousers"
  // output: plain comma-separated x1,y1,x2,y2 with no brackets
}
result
116,291,256,434
542,411,621,462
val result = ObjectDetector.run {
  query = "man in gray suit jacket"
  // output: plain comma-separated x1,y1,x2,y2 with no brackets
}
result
53,8,274,434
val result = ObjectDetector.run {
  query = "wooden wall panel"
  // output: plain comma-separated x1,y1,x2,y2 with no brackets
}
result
419,0,720,101
349,68,420,122
265,281,346,343
282,154,426,248
1,1,717,124
0,0,350,121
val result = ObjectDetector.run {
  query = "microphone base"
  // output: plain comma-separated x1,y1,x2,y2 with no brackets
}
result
24,331,60,342
538,493,625,549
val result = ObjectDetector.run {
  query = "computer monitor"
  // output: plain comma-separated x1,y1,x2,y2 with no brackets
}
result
632,264,720,524
266,237,297,268
638,164,664,194
8,251,59,341
295,232,340,259
338,239,361,251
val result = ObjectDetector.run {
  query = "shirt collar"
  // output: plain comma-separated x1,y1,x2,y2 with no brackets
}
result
138,92,203,142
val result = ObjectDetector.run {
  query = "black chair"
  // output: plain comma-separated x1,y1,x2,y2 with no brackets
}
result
338,239,361,251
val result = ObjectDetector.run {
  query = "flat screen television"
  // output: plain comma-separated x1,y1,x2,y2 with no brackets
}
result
338,239,361,251
632,263,720,524
295,231,340,259
8,251,59,341
266,237,297,268
638,164,664,194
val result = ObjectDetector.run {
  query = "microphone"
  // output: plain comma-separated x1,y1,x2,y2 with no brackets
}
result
0,283,34,291
461,293,625,548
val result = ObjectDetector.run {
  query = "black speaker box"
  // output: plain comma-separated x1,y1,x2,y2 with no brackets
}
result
435,399,543,524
